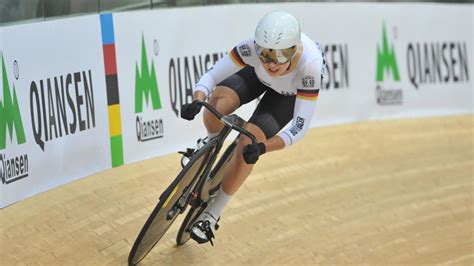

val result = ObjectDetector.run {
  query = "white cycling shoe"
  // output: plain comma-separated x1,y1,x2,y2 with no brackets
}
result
190,211,220,246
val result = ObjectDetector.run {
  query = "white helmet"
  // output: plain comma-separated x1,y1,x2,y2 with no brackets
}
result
255,11,301,50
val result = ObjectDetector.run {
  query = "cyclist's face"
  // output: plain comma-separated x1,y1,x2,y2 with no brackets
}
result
255,43,297,77
261,61,290,77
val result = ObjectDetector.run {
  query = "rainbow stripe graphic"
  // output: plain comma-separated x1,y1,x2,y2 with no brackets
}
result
100,14,124,167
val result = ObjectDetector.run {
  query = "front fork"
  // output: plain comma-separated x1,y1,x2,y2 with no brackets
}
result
169,166,222,221
168,134,237,221
166,150,218,221
166,185,194,220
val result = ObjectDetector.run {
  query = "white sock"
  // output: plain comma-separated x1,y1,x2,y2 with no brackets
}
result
206,187,232,219
207,131,219,140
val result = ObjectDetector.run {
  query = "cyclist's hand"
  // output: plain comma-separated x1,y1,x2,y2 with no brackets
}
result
243,143,266,164
181,100,203,120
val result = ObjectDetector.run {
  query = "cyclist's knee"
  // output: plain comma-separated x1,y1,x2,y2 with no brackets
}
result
204,86,240,132
235,123,266,160
203,112,221,132
208,86,240,110
243,123,266,142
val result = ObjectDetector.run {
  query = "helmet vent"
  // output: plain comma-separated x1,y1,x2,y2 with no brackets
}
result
255,11,301,49
276,32,282,44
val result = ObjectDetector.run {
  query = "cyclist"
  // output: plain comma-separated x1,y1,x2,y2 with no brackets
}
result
180,10,326,245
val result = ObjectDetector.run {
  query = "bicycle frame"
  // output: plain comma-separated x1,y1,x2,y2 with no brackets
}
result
175,108,250,216
194,115,246,201
129,102,258,265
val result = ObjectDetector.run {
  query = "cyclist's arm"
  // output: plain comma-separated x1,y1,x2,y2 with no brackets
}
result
259,87,320,151
261,135,286,153
276,91,319,148
274,58,324,149
259,88,320,153
193,39,255,100
193,54,243,100
193,90,207,102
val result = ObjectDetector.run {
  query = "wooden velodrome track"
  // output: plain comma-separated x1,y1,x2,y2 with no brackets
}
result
1,115,473,265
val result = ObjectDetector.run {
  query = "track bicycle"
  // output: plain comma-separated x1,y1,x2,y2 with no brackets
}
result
128,102,257,266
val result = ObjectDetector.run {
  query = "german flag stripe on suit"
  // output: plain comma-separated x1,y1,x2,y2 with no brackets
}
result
297,89,319,101
229,47,246,67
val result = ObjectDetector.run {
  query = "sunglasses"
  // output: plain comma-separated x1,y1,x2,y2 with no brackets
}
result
255,43,297,65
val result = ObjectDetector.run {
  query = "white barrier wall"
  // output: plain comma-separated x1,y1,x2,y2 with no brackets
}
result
0,15,112,207
1,3,472,208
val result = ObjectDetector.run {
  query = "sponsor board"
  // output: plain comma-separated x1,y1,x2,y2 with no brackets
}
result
113,10,253,164
375,21,471,106
113,17,174,164
1,54,29,185
0,3,472,207
0,15,110,208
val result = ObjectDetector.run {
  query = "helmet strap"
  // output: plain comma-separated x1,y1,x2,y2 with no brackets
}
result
284,44,300,73
286,60,292,71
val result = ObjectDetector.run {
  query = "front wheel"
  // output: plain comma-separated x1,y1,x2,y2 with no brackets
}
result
176,141,236,246
128,145,213,265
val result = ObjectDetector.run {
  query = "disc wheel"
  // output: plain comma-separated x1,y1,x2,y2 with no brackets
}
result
128,146,212,265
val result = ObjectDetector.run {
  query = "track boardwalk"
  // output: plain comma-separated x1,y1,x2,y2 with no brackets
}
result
1,115,472,265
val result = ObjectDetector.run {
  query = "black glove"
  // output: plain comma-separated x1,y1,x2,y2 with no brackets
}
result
181,100,203,120
243,143,266,164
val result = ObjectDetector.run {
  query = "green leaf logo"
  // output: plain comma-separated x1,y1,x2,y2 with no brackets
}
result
377,23,400,82
135,34,161,113
1,55,26,150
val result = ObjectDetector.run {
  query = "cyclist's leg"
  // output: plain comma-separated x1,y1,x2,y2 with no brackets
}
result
189,122,267,245
203,66,266,135
220,123,266,194
183,85,238,159
190,67,267,243
191,90,295,243
201,66,267,190
182,66,264,167
221,89,296,195
203,86,239,135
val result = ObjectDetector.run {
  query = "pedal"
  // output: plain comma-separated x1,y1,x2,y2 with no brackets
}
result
178,148,195,158
179,148,196,168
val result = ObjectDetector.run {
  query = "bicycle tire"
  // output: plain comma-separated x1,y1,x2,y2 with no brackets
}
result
176,205,205,245
128,145,214,265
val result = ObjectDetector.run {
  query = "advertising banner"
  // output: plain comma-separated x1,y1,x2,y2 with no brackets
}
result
113,8,261,164
1,2,472,207
0,15,110,207
276,3,473,126
113,3,472,165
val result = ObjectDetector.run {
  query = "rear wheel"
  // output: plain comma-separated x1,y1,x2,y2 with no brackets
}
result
208,140,236,190
176,204,205,245
128,145,214,265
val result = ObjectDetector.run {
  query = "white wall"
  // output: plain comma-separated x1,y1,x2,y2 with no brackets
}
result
1,3,472,208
